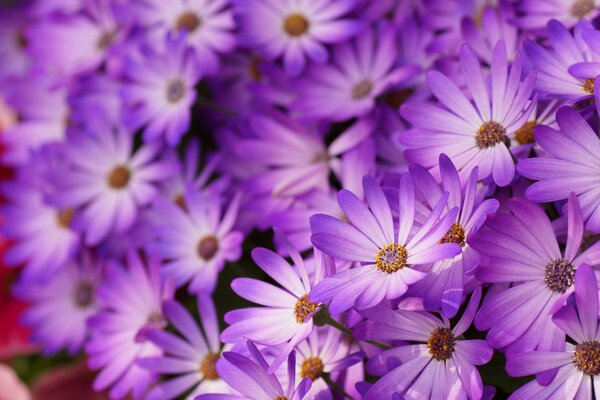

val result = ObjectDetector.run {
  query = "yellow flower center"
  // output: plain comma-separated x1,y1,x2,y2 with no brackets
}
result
476,121,507,149
294,294,318,323
200,353,220,380
177,12,201,32
427,327,456,361
439,223,466,247
283,14,309,37
107,165,131,189
515,121,536,145
301,356,324,380
376,244,408,273
574,341,600,375
571,0,595,18
583,78,595,94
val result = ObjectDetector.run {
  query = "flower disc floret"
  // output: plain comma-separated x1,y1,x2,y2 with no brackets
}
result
200,353,220,380
544,258,575,293
574,341,600,375
476,121,507,149
376,244,408,273
301,356,324,380
571,0,595,18
515,121,536,145
197,235,219,260
108,165,131,189
294,294,318,323
583,78,595,94
427,327,456,361
176,12,201,32
283,14,309,37
439,223,466,247
351,80,373,99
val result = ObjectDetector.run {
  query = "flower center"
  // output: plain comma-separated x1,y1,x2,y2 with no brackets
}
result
107,165,131,189
583,78,595,94
515,121,536,145
571,0,595,18
352,80,374,100
574,341,600,375
73,282,94,308
166,79,186,103
427,327,456,361
197,235,219,260
294,294,318,323
200,353,220,380
249,55,262,81
544,258,575,294
439,223,466,247
274,397,288,400
476,121,507,149
57,209,74,228
283,14,309,37
301,356,324,380
15,29,27,49
376,244,408,273
176,11,201,32
174,193,187,210
97,31,117,50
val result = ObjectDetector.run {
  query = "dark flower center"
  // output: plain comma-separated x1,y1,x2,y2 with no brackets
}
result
301,356,324,380
57,209,74,228
294,294,318,323
376,244,408,273
174,193,187,211
283,14,309,37
583,78,595,94
476,121,507,149
544,258,575,293
97,31,117,50
249,55,262,81
274,397,288,400
200,353,220,380
197,236,219,260
571,0,595,18
427,327,456,361
515,121,536,145
574,341,600,375
166,79,186,103
73,282,94,308
15,29,27,49
439,223,466,247
108,165,131,189
176,12,201,32
352,80,373,100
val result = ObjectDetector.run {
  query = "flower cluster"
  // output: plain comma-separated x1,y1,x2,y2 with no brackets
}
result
2,1,600,400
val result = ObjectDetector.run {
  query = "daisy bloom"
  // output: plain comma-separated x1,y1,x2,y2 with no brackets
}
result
518,106,600,232
86,251,173,400
139,294,228,399
235,0,364,76
309,173,461,313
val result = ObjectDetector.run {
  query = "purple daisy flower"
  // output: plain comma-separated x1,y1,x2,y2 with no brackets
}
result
139,294,228,399
133,0,236,75
401,41,536,187
523,20,598,101
122,34,202,146
86,251,173,400
293,22,420,122
513,0,600,31
150,186,243,293
196,340,312,400
15,252,102,355
1,181,79,281
407,154,499,317
50,128,178,246
221,237,324,372
355,287,493,399
505,264,600,399
517,106,600,232
309,173,461,313
234,0,364,76
471,194,600,358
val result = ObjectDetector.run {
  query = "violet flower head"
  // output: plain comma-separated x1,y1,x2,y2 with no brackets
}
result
235,0,364,76
401,41,536,187
122,34,202,146
506,264,600,399
471,194,600,357
139,294,228,399
518,106,600,232
309,174,461,313
150,186,243,294
196,340,312,400
15,253,102,355
293,22,420,122
355,287,493,400
86,251,173,400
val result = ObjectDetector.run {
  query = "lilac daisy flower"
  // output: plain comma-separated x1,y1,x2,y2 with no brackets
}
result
122,34,202,146
407,154,499,317
133,0,236,75
513,0,600,31
50,128,178,246
86,251,173,400
15,252,102,355
139,294,228,399
523,20,598,101
196,340,312,400
517,106,600,232
355,287,493,399
309,173,461,313
221,238,324,372
235,0,364,76
401,41,536,187
471,194,600,357
1,182,79,281
150,186,243,293
506,264,600,399
293,22,420,121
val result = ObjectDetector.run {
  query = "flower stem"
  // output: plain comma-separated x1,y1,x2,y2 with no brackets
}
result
322,373,355,400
